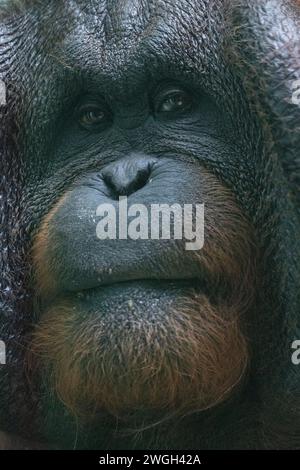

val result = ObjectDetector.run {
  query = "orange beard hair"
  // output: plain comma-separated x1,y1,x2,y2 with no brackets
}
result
28,292,249,419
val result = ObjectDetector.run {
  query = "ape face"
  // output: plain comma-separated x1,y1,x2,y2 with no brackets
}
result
24,0,257,420
1,0,300,450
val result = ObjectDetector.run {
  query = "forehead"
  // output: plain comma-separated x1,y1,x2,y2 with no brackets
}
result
76,0,218,39
54,0,224,90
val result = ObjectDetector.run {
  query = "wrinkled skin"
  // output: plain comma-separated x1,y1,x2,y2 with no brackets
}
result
0,0,300,450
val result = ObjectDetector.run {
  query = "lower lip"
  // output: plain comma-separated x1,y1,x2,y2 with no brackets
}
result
68,279,203,319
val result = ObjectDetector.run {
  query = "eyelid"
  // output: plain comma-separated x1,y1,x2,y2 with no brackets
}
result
155,87,187,103
74,94,109,114
76,100,113,131
76,102,105,116
153,87,193,114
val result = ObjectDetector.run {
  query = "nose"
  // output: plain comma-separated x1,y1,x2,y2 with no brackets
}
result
101,154,158,197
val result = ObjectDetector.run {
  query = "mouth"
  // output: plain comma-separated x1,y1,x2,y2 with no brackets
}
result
69,278,208,322
36,278,211,330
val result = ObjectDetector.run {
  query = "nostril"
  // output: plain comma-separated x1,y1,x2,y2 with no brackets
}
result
101,156,157,198
126,165,152,195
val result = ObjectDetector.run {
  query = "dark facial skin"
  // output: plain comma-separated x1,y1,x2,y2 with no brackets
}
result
0,0,300,450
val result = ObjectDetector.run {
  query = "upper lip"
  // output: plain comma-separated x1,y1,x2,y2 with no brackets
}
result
66,273,204,293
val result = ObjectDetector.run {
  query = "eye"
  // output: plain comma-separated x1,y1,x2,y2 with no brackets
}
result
154,88,194,117
77,103,112,131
